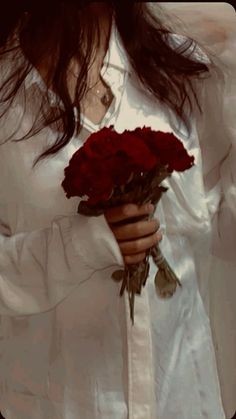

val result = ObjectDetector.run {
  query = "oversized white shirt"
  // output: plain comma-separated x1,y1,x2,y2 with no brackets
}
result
0,18,235,419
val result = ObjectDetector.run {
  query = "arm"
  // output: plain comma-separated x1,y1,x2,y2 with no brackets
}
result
0,214,123,316
196,58,236,262
196,53,236,419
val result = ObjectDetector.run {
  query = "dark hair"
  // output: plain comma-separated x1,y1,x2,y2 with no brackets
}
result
0,1,210,168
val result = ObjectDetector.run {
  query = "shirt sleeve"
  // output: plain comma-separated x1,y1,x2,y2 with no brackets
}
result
194,34,236,419
167,29,236,262
166,32,236,261
195,56,236,263
0,214,124,316
159,31,236,262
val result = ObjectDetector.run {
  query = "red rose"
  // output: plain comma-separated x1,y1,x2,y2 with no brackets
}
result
83,128,120,159
85,164,114,205
105,153,134,185
61,126,194,206
133,127,194,171
117,131,158,171
83,127,157,172
62,127,159,200
62,156,114,203
61,165,86,198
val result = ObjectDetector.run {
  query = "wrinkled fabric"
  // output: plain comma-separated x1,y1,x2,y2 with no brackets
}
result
0,15,234,419
154,4,236,417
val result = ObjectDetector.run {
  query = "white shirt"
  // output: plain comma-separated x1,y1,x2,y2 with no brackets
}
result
0,19,235,419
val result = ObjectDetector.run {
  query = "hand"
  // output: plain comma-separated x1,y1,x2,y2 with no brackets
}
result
104,203,162,265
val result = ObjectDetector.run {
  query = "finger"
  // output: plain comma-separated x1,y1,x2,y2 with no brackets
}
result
104,203,154,224
112,218,160,240
119,231,162,255
124,252,147,265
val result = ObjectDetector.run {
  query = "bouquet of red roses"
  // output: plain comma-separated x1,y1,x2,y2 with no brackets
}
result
62,126,194,323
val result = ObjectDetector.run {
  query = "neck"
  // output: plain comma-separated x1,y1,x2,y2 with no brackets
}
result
33,3,113,103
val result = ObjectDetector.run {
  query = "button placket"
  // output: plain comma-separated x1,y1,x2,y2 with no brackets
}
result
125,288,156,419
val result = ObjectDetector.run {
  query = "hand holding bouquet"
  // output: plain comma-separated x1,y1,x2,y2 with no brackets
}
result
104,201,162,267
62,126,194,323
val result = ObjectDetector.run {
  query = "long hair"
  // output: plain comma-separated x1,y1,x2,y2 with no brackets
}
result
0,1,210,167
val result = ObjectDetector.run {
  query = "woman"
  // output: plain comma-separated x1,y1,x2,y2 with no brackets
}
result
0,1,234,418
